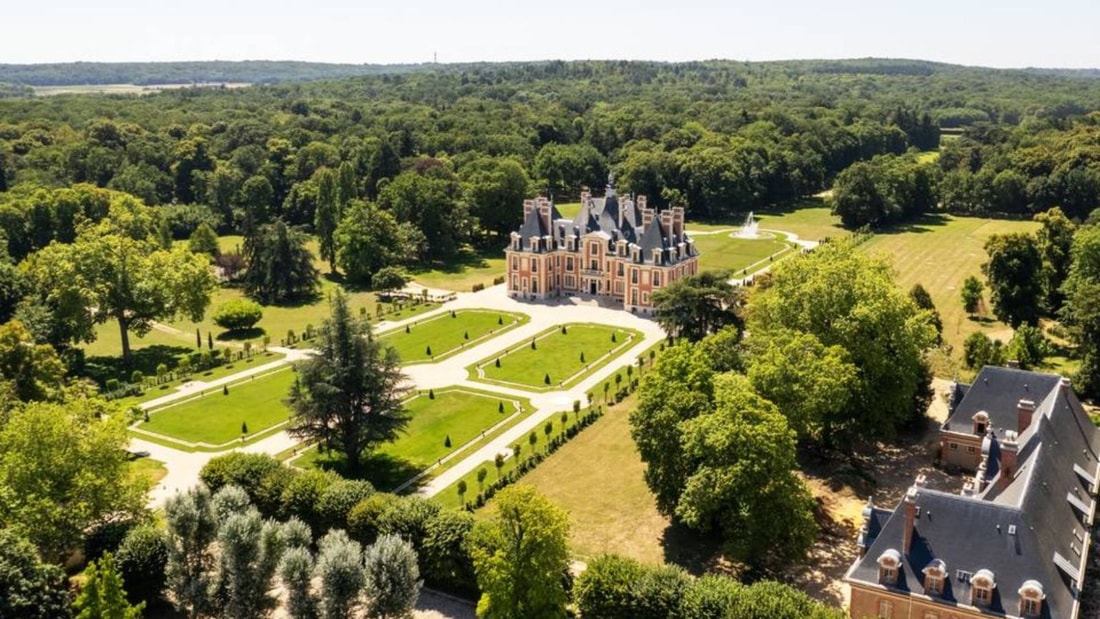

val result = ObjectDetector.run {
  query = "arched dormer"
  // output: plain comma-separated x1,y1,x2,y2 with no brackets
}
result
1018,580,1044,617
973,410,990,436
877,548,901,585
970,568,996,606
922,559,947,595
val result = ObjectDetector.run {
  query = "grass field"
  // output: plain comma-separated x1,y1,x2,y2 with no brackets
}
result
379,310,527,363
471,323,642,390
691,232,793,275
112,349,284,408
861,213,1040,364
136,368,294,449
408,249,507,292
129,456,168,490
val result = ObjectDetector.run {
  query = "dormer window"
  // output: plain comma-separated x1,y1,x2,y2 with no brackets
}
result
922,559,946,595
1018,580,1044,617
973,411,989,436
970,569,995,606
877,549,901,585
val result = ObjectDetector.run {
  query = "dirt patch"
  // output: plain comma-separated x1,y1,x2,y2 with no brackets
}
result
784,379,966,609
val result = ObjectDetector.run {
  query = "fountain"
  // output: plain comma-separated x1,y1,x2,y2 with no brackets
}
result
735,211,760,239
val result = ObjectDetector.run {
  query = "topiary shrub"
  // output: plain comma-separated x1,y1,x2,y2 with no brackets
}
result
213,298,264,332
115,524,169,607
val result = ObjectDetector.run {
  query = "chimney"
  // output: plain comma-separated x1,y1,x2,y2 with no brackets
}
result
1017,399,1036,433
660,210,673,235
1007,359,1020,369
902,475,925,554
642,206,654,230
999,431,1019,490
580,190,591,206
1061,377,1073,396
523,199,536,221
637,195,647,211
538,198,552,232
672,206,685,237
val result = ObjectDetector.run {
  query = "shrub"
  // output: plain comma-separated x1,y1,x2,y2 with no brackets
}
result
281,469,341,533
348,493,402,546
316,479,376,532
115,524,169,606
84,519,138,564
213,299,264,332
372,266,409,292
199,452,292,517
471,283,485,292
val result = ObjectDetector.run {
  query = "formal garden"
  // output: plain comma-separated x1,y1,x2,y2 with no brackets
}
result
469,323,643,390
378,309,527,363
291,388,535,491
131,367,295,451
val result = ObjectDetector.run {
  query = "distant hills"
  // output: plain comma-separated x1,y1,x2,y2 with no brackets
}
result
1,58,1099,87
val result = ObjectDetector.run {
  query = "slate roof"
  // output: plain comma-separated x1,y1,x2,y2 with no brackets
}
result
514,184,697,266
944,366,1062,434
848,367,1100,619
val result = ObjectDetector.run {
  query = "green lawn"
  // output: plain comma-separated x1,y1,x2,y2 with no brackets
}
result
470,323,642,390
297,388,535,491
691,232,793,275
129,456,168,491
135,368,294,449
379,310,527,364
408,248,508,293
112,349,285,408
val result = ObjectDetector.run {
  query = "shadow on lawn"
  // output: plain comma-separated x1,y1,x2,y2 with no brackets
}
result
409,247,496,276
310,450,424,493
871,212,951,235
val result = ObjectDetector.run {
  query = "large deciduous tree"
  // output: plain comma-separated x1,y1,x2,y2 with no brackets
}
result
461,156,531,240
335,200,404,286
1061,225,1100,397
468,485,570,619
287,290,410,473
0,319,66,403
24,198,217,362
982,232,1044,327
749,240,936,446
651,270,742,342
1034,207,1077,312
314,167,340,272
243,219,320,304
379,167,467,261
0,399,146,561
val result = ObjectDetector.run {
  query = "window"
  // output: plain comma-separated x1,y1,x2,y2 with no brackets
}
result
925,575,943,595
642,292,649,305
512,257,518,270
949,442,959,450
532,280,538,293
652,271,661,286
590,242,598,254
973,586,991,605
877,600,893,618
617,263,624,276
590,260,598,271
966,446,977,453
881,565,898,584
512,275,519,291
566,257,573,271
631,269,638,284
631,290,638,305
531,260,538,273
1022,598,1040,617
923,613,939,619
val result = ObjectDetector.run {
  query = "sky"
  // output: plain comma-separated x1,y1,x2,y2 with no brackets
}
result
4,0,1100,69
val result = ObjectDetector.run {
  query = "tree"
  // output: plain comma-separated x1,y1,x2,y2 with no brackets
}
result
468,485,569,619
279,546,317,619
0,399,145,560
1060,226,1100,396
335,200,404,286
165,485,218,619
421,510,477,595
372,266,408,293
314,167,340,272
364,534,422,619
983,232,1044,327
676,374,818,569
462,156,531,239
0,528,72,619
316,530,366,619
378,168,467,260
749,240,936,445
75,552,145,619
829,161,887,228
288,290,411,473
1034,206,1077,312
215,508,285,619
115,524,169,607
243,219,320,304
573,554,691,619
909,283,943,342
0,319,66,403
188,221,220,258
24,202,217,362
630,344,714,515
651,271,743,342
961,275,985,315
746,329,858,444
212,298,264,332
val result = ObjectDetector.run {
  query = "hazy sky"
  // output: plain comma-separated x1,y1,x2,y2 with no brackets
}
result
5,0,1099,68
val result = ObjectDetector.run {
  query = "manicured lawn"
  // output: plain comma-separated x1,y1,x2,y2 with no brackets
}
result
379,310,526,363
471,323,643,390
691,232,793,275
297,389,535,491
408,248,508,293
136,368,294,449
113,349,285,408
129,456,167,490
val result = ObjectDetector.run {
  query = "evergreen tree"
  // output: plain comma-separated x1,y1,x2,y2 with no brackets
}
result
75,552,144,619
314,167,339,272
288,291,411,473
242,219,320,304
363,534,422,619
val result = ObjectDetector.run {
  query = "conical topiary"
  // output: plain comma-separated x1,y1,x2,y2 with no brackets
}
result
429,389,435,400
426,345,432,356
495,358,501,368
445,435,451,448
241,421,248,435
544,372,551,385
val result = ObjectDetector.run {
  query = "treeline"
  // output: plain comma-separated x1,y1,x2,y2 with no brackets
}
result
0,60,433,86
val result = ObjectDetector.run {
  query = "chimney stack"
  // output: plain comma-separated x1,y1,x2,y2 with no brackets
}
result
1017,399,1036,433
1061,377,1073,396
999,431,1019,490
523,199,536,221
637,195,647,211
902,475,925,554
